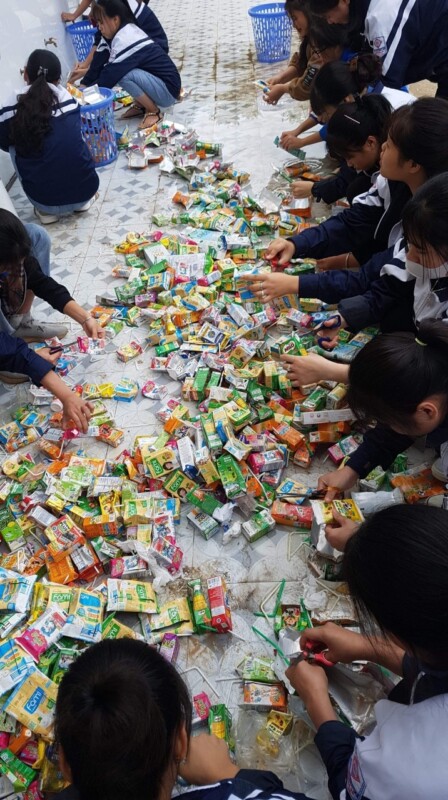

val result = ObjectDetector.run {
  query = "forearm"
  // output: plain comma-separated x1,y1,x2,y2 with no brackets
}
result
304,692,338,729
73,0,91,18
352,636,405,675
63,299,92,326
299,131,322,147
40,371,74,403
278,66,298,82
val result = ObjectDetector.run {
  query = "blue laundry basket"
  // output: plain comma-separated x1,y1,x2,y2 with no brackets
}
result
80,88,118,167
66,21,96,62
249,3,292,63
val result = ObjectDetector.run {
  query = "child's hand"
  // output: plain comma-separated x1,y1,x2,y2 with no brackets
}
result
299,622,366,665
62,394,93,433
281,134,304,151
178,734,238,785
317,465,359,501
244,273,298,303
265,238,296,265
267,76,281,86
317,316,347,350
38,347,61,367
286,659,329,702
280,352,335,387
82,318,105,340
61,11,77,21
325,509,360,552
280,129,300,146
263,85,285,104
292,180,313,199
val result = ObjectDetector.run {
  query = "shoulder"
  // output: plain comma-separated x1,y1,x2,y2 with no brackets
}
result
381,86,415,109
180,778,303,800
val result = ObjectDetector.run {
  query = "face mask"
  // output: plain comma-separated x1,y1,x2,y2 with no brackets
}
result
406,258,448,281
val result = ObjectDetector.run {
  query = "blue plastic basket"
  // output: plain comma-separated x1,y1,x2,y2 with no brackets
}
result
248,3,292,63
66,21,96,62
79,88,118,167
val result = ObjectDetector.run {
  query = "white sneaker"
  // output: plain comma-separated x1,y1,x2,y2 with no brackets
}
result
431,458,447,483
34,207,59,225
11,315,68,342
74,192,99,213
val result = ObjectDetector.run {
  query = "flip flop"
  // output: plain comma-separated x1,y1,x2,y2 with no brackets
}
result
138,110,163,130
120,104,145,119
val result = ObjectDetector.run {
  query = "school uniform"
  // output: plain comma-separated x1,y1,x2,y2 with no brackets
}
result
180,772,311,800
289,173,411,268
0,333,54,384
0,84,98,211
92,24,181,107
352,0,448,94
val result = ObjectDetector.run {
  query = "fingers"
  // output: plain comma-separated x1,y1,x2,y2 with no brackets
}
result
330,509,346,526
97,328,106,339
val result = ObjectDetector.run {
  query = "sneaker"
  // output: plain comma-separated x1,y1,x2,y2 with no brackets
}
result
0,371,30,384
34,208,59,225
74,192,99,213
431,458,447,484
12,317,68,343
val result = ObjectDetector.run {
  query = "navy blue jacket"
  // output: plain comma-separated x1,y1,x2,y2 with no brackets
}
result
0,334,53,384
353,0,448,88
289,176,411,267
91,24,181,99
311,164,374,206
0,85,98,207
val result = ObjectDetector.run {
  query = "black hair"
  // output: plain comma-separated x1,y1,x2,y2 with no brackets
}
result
402,173,448,262
56,638,192,800
310,54,382,115
308,16,349,51
93,0,136,25
343,505,448,659
285,0,311,70
309,0,339,10
346,320,448,429
326,94,392,159
388,97,448,179
0,210,31,269
10,50,61,156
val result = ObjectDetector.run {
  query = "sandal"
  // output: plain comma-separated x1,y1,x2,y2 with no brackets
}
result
138,110,163,130
120,103,145,119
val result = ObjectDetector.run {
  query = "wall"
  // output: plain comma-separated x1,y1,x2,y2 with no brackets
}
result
0,0,76,186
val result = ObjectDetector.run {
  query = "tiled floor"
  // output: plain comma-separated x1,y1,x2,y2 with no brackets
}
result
2,3,432,796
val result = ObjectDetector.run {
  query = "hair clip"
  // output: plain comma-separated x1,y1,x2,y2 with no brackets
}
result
343,114,361,124
415,338,428,347
37,66,49,78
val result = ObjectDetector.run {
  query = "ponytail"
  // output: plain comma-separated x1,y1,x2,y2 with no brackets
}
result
326,94,392,159
388,97,448,178
10,50,61,156
310,54,382,115
347,320,448,428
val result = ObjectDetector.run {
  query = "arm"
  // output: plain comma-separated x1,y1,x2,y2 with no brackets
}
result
287,61,321,101
81,45,110,87
61,0,91,22
311,163,358,205
0,333,53,385
338,272,413,332
298,246,396,303
346,424,414,479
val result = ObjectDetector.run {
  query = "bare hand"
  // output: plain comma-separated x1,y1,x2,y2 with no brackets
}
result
265,238,295,265
281,134,304,151
325,509,360,552
316,317,347,350
317,465,359,501
82,318,105,340
299,622,367,665
61,11,77,21
245,272,298,303
62,394,93,433
280,353,332,387
286,659,329,701
178,734,238,785
263,85,285,105
280,129,301,146
291,180,313,199
38,347,61,367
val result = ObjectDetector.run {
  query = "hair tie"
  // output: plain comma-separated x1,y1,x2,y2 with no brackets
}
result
415,338,428,347
37,66,48,78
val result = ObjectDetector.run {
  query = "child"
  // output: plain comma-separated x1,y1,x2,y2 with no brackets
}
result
315,319,448,498
265,2,353,105
286,503,448,799
0,50,99,225
292,93,393,204
309,0,448,98
55,638,316,800
0,334,92,431
280,55,411,160
0,209,104,345
85,0,181,129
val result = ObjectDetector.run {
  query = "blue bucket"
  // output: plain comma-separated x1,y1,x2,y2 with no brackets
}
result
248,3,293,64
66,21,96,62
79,88,118,167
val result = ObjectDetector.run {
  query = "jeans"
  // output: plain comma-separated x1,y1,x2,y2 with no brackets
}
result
120,69,177,109
9,148,95,217
0,223,52,335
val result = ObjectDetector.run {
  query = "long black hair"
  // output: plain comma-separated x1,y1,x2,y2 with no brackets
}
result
310,54,382,115
56,638,192,800
326,94,392,160
343,505,448,659
10,50,61,156
388,97,448,179
0,210,31,269
92,0,136,26
346,320,448,429
285,0,311,72
402,172,448,262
